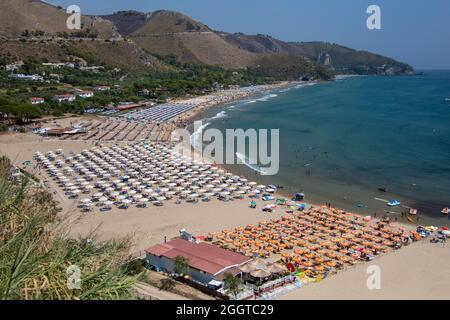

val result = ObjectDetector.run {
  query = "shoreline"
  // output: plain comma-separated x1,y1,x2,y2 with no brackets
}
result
184,81,448,228
173,81,304,127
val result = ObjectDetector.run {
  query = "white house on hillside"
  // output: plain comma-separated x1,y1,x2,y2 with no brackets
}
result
52,94,76,103
75,91,94,99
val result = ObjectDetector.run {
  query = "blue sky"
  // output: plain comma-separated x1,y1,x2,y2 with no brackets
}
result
46,0,450,69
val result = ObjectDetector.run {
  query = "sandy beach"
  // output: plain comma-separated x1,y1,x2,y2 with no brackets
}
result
172,81,299,126
279,240,450,300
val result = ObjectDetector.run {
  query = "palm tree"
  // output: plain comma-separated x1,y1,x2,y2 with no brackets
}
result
223,273,243,300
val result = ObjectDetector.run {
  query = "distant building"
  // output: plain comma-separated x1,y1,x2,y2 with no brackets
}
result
94,86,111,92
75,91,94,99
9,74,44,82
4,61,24,72
79,66,104,73
138,89,150,96
30,97,45,105
42,62,75,69
52,94,76,103
146,238,251,286
49,73,62,81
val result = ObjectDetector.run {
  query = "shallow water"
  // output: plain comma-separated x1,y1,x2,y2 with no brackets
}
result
192,72,450,225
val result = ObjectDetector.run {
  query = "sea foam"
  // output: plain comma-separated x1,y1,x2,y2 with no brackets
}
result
235,152,269,175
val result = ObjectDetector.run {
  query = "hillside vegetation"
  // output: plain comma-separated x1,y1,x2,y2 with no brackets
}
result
0,156,141,300
293,42,414,75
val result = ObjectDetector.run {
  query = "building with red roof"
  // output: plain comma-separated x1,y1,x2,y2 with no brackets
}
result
145,238,252,286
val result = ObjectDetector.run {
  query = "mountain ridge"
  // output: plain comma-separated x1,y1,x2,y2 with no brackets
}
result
0,2,414,78
103,9,413,75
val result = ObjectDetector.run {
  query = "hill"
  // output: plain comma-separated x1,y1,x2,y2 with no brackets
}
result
220,33,306,55
0,39,167,72
131,10,210,35
221,33,413,75
125,11,412,75
131,32,256,69
292,42,414,75
0,0,118,39
0,3,413,79
103,11,149,36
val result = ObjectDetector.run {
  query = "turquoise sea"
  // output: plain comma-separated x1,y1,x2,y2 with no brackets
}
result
192,71,450,225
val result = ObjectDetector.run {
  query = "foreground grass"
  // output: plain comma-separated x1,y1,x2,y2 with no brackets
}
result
0,156,141,300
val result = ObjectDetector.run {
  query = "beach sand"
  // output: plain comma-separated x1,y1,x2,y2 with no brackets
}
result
67,197,285,256
279,240,450,300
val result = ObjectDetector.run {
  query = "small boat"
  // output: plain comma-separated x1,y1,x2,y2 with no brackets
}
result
293,193,305,201
387,199,401,207
442,207,450,215
378,187,387,192
262,195,275,201
409,208,418,215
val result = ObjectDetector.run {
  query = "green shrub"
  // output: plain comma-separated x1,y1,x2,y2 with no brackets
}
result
0,156,140,300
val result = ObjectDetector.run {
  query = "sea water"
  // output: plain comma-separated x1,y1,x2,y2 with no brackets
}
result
193,71,450,225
